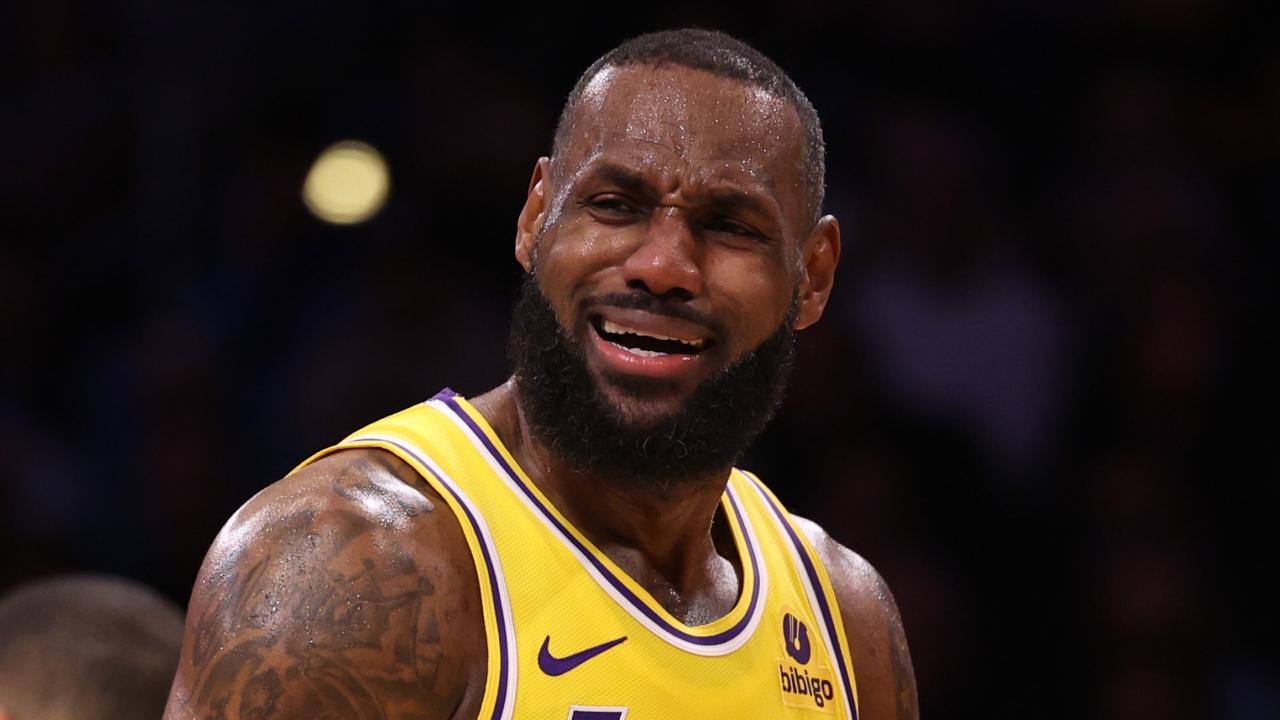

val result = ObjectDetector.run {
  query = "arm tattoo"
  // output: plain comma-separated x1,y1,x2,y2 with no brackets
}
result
173,456,453,719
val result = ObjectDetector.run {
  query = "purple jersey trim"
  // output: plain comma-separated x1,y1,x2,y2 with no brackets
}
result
357,432,513,720
434,389,762,648
745,474,858,720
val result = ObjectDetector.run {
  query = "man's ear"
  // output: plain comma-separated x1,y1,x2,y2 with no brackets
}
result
515,157,552,273
793,215,841,330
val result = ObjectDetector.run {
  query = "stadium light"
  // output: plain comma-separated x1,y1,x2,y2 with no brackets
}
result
303,140,390,225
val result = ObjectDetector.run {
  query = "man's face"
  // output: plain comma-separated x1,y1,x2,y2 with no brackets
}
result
506,63,836,485
523,64,814,428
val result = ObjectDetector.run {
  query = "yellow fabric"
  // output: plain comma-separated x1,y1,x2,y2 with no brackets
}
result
298,393,859,719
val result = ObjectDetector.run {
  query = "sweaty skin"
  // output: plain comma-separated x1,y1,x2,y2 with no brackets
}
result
165,65,917,719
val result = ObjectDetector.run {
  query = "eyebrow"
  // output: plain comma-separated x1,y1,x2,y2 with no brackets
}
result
582,161,780,219
702,186,777,220
581,162,658,200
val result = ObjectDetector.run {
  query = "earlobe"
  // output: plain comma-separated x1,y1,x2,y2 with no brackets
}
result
515,157,552,273
793,215,841,330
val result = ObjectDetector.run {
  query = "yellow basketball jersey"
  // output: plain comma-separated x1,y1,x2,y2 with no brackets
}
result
299,390,859,719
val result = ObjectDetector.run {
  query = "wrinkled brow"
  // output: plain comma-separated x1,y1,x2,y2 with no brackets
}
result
579,161,658,199
580,161,780,219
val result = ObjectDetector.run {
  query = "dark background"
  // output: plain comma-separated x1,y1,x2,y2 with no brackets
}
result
2,2,1276,717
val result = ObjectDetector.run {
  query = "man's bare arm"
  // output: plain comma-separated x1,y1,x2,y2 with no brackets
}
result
164,449,486,720
796,517,919,720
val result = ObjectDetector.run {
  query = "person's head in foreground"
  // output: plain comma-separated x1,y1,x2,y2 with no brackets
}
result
0,574,184,720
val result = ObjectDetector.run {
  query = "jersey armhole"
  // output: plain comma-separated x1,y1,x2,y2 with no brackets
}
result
738,470,861,718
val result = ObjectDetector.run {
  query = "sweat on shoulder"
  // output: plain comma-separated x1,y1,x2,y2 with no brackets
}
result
165,28,918,720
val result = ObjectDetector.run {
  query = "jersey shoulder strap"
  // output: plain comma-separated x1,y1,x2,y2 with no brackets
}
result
737,469,862,714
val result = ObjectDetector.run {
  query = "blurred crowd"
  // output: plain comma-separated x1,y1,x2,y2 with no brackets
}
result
2,2,1275,718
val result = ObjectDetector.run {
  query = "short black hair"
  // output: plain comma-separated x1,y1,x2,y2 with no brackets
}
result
552,29,826,224
0,575,184,720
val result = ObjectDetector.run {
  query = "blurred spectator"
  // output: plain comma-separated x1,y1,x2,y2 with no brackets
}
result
845,110,1070,488
0,575,184,720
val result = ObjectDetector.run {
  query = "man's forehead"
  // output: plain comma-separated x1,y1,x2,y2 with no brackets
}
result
565,64,802,176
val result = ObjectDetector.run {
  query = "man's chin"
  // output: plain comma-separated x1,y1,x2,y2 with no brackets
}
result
596,363,687,395
593,375,689,426
507,273,796,487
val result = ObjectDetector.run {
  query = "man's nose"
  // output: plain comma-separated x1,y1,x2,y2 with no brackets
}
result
622,207,703,299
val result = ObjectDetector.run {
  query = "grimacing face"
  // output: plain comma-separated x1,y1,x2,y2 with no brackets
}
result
514,64,840,430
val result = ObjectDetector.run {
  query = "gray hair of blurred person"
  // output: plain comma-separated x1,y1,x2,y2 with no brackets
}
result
0,575,184,720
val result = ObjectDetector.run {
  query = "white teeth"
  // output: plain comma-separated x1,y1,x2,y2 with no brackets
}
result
600,319,706,349
607,341,668,357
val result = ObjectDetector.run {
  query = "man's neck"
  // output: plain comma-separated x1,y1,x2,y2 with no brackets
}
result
468,379,742,619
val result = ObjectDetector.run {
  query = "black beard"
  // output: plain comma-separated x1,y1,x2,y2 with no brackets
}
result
507,274,796,489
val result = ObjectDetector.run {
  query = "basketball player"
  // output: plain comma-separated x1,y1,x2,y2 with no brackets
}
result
165,30,917,719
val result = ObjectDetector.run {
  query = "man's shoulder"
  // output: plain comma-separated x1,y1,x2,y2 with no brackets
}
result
791,515,920,720
789,515,876,595
789,515,891,638
164,447,486,719
279,447,443,527
218,448,472,585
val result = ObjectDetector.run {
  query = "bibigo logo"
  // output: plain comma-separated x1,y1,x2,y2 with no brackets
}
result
777,612,836,713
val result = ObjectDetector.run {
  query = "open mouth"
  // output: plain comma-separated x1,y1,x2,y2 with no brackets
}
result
590,317,714,357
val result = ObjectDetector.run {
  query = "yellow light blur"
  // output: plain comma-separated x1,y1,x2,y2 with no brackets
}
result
302,141,390,225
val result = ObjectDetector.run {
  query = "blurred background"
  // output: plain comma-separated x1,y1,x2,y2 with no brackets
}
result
2,2,1276,717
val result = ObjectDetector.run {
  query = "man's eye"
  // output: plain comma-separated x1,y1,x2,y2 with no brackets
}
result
706,217,760,238
586,195,638,216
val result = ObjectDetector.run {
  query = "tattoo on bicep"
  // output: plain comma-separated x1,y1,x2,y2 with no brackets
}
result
332,457,437,522
180,481,448,718
238,667,283,720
